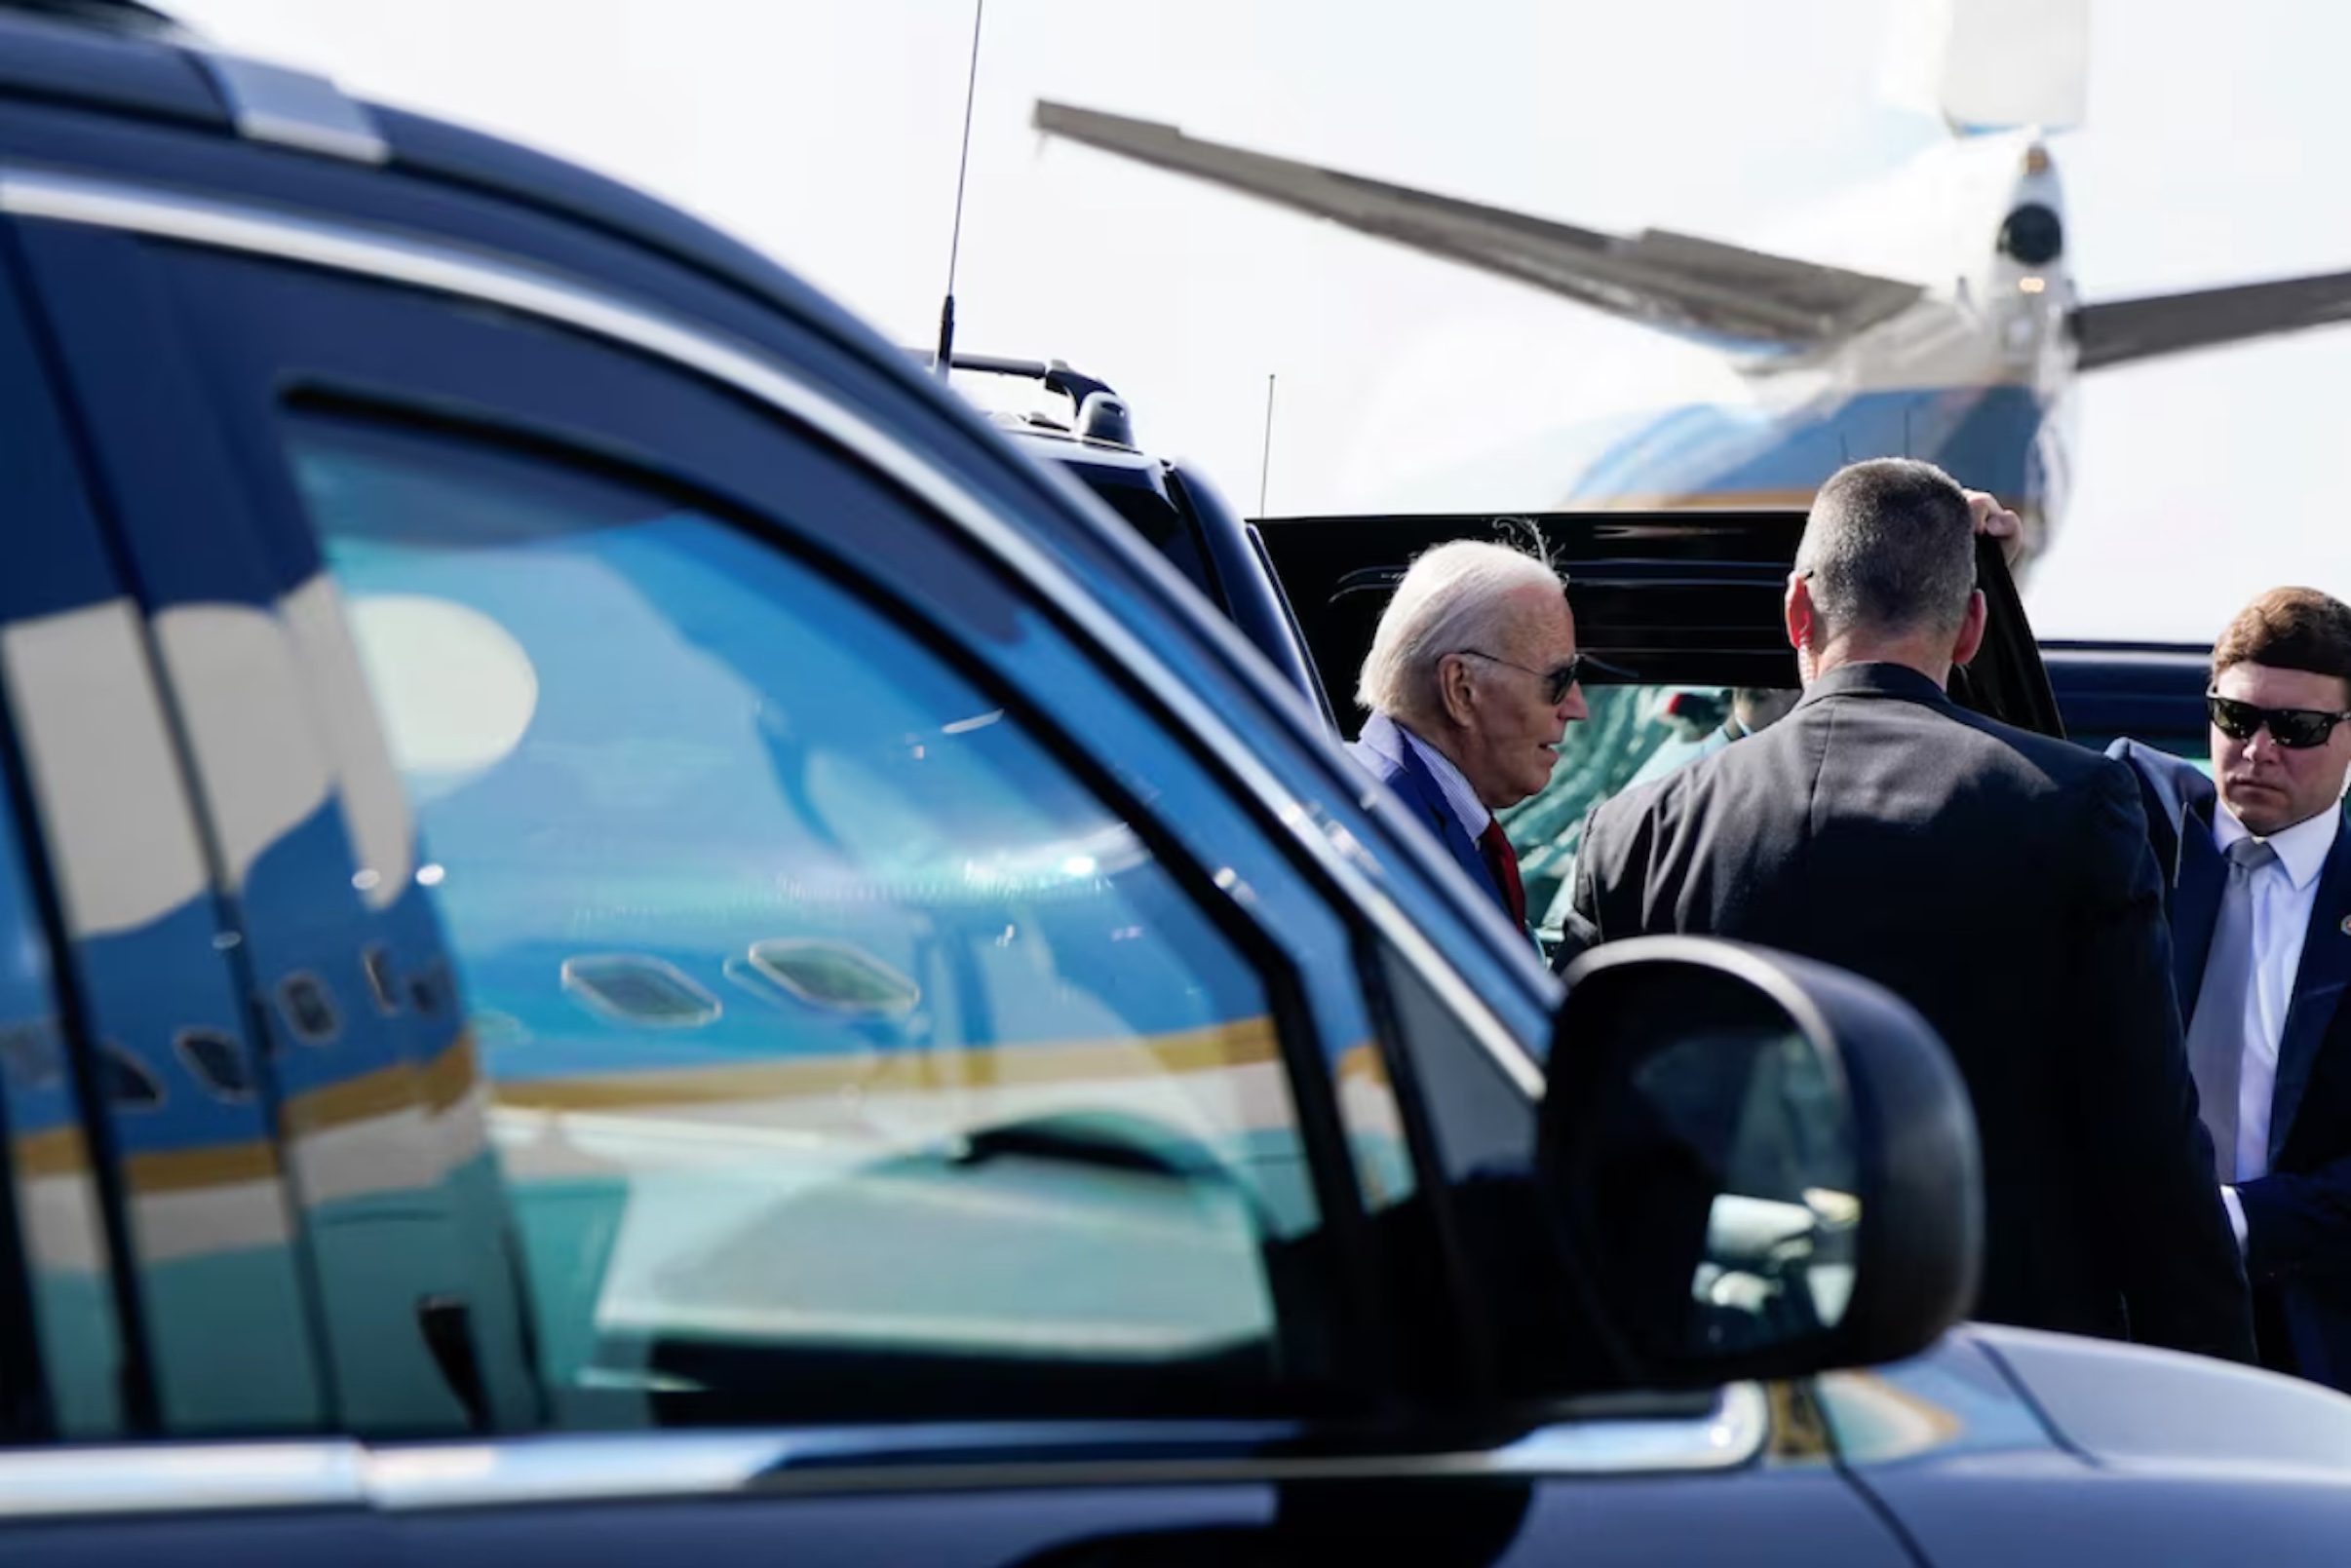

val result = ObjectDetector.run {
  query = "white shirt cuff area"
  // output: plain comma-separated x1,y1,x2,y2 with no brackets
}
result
2221,1185,2249,1255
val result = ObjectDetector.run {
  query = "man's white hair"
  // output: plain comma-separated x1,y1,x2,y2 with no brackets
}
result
1356,538,1567,725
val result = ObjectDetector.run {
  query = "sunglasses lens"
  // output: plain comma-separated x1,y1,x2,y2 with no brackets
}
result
2207,695,2342,748
2272,710,2335,748
1549,660,1582,705
2209,696,2261,741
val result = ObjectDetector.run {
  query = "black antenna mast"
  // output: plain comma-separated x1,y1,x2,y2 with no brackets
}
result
934,0,986,378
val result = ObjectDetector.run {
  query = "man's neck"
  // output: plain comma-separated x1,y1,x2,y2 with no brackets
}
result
1802,638,1953,690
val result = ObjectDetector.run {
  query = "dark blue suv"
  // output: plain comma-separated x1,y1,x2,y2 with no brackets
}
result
0,6,2342,1566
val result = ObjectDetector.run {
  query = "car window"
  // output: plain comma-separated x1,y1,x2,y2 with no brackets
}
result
0,782,123,1438
286,409,1335,1429
1506,683,1800,931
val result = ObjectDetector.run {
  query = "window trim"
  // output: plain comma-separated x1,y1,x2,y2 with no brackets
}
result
0,1384,1768,1516
0,166,1544,1110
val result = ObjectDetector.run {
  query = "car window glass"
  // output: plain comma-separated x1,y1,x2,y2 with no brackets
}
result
0,790,123,1437
288,409,1333,1428
1507,683,1800,931
965,589,1414,1214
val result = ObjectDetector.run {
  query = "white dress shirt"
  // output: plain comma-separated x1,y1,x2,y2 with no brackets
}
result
1396,724,1494,843
2212,799,2340,1244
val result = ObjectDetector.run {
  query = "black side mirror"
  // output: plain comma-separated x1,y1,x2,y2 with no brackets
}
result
1542,937,1982,1385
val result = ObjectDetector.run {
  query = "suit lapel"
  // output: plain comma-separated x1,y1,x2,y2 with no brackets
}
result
2109,741,2222,1010
1378,718,1506,910
2272,807,2351,1163
2175,807,2226,1018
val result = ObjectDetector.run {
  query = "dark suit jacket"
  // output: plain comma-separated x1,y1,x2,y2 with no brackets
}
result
2111,739,2351,1388
1350,711,1514,918
1562,663,2255,1361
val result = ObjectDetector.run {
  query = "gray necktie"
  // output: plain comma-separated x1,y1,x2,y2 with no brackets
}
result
2184,836,2279,1181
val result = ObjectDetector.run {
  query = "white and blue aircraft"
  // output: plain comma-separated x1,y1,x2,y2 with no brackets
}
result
1033,0,2351,570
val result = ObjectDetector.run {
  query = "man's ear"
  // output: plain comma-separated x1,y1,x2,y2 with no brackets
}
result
1436,652,1478,726
1784,572,1814,654
1950,589,1987,669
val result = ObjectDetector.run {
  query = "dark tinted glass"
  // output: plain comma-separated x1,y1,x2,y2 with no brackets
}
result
293,411,1330,1428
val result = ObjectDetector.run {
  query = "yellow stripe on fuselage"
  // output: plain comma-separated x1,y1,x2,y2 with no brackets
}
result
280,1029,482,1138
38,1021,1297,1200
101,1032,484,1200
13,1125,92,1180
123,1139,283,1195
418,1031,482,1113
492,1016,1285,1113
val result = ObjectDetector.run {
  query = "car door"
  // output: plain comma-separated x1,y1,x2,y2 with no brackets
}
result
1258,509,2062,934
0,153,1937,1563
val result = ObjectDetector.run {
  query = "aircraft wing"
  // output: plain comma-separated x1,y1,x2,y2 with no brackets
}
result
1033,101,1922,352
2072,271,2351,370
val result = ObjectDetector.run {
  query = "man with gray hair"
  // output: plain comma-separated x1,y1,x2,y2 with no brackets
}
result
1561,457,2255,1361
1351,537,1592,936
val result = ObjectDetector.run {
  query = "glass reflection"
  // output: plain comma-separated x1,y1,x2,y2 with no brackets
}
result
1633,1024,1857,1354
0,823,122,1435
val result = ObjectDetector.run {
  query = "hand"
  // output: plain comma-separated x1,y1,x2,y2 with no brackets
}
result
1966,490,2025,571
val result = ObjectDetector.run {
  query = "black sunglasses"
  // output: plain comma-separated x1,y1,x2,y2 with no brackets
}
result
2207,692,2351,749
1453,649,1632,705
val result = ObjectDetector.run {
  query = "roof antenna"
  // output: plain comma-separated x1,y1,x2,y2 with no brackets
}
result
1256,372,1277,515
934,0,986,379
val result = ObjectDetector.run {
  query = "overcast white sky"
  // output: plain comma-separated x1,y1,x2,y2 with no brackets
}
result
168,0,2351,642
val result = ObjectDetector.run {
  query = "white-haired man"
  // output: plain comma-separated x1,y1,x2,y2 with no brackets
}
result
1351,539,1592,935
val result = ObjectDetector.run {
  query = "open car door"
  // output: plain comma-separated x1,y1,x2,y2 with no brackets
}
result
1254,509,2061,937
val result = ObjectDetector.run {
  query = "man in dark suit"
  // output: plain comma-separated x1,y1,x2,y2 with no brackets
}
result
1561,458,2255,1361
2104,588,2351,1388
1350,539,1593,938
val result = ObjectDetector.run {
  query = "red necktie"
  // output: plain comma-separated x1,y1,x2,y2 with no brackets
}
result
1477,819,1527,930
